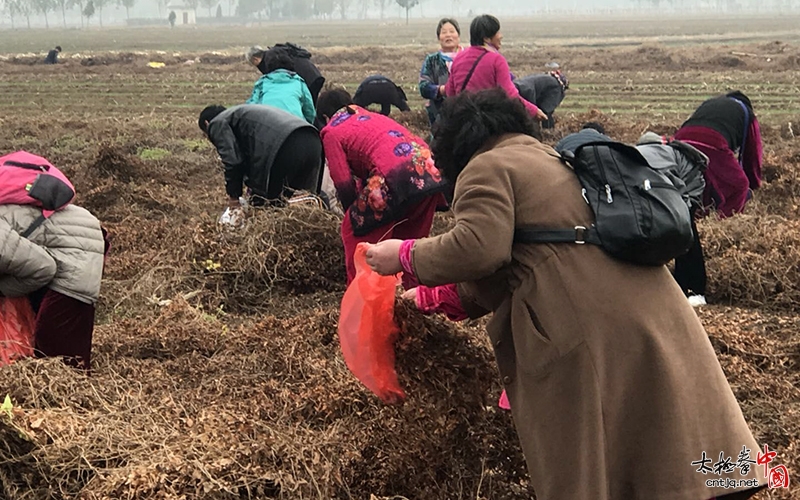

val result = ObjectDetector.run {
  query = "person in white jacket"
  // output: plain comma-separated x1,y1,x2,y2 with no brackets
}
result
0,203,106,370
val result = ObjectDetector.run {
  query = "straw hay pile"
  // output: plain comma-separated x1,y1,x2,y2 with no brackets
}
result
0,297,530,499
700,214,800,309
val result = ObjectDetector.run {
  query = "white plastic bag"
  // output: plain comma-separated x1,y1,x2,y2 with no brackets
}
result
218,204,246,228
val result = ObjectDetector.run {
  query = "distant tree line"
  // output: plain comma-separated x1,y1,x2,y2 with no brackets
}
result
2,0,798,28
0,0,428,26
234,0,417,20
1,0,136,27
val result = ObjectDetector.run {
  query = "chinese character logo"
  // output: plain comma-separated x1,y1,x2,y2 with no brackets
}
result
692,451,713,474
769,464,790,489
756,445,790,489
735,445,756,475
757,444,777,477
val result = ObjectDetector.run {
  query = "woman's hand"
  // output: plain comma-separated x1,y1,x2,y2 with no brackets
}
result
535,108,548,122
401,287,418,302
364,239,404,276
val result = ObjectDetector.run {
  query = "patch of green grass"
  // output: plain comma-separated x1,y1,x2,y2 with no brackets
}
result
179,138,212,152
137,147,171,160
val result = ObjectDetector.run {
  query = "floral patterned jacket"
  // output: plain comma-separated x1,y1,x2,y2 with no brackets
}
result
320,105,448,235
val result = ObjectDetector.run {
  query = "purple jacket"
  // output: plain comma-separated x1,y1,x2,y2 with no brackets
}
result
445,45,540,117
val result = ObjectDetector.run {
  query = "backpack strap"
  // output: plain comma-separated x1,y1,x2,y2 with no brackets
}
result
21,214,47,239
460,51,489,93
514,225,602,246
730,97,750,164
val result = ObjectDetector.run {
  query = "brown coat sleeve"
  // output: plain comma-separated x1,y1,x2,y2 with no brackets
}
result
411,151,515,287
456,282,491,319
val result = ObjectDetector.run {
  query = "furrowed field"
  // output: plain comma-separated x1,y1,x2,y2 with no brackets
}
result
0,16,799,499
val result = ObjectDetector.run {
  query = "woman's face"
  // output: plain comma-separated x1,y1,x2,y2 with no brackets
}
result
438,22,460,52
486,31,503,50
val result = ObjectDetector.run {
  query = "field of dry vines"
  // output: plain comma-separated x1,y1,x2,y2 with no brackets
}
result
0,20,799,499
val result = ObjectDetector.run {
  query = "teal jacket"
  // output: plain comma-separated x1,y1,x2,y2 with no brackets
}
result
246,69,316,124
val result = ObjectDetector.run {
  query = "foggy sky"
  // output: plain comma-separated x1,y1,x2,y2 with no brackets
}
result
1,0,796,29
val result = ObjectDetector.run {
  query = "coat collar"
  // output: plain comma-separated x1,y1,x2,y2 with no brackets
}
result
471,133,551,161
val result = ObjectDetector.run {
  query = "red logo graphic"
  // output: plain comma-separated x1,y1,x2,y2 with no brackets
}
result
757,444,777,477
769,464,790,489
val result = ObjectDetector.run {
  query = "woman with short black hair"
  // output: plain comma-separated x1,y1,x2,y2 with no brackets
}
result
363,89,765,500
418,17,463,126
444,15,546,122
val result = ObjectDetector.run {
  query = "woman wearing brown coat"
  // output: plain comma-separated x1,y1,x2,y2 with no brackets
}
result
364,89,766,500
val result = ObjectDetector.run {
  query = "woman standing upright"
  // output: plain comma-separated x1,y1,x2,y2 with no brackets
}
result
445,14,547,121
418,18,463,126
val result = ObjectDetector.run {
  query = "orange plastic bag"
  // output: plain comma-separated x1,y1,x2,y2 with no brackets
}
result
338,243,405,404
0,296,36,367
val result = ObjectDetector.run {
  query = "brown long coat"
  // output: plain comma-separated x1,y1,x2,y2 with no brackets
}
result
411,134,766,500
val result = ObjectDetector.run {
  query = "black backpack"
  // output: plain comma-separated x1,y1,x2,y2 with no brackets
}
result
514,141,694,266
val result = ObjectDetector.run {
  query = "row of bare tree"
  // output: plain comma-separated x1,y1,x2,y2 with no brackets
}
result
4,0,797,29
1,0,140,27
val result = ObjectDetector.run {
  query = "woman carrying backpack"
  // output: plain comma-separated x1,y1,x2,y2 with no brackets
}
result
363,89,765,500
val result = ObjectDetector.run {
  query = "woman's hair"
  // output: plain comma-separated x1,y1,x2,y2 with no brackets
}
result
431,88,537,183
263,49,295,73
245,45,265,64
436,18,460,38
469,14,500,46
198,105,226,133
316,88,354,120
581,121,605,134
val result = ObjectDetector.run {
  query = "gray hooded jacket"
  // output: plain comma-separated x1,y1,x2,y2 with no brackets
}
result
635,132,707,210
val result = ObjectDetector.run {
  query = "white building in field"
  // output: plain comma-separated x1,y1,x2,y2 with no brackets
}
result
167,2,196,25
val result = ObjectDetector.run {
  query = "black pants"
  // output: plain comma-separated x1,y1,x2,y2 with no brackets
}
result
353,81,410,116
673,216,707,296
257,128,323,203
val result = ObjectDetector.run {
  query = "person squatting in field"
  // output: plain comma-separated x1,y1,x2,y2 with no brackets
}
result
198,104,324,224
246,48,316,124
44,45,62,64
363,89,766,500
670,91,763,306
246,43,325,106
418,18,463,127
0,152,106,371
514,67,569,129
315,88,448,289
352,75,411,117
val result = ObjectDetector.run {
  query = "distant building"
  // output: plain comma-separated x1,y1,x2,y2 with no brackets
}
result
167,2,196,25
